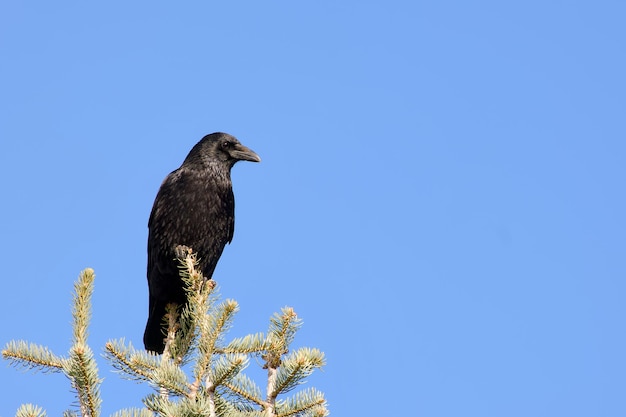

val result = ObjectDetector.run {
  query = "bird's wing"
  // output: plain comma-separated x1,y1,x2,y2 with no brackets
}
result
227,187,235,244
146,170,188,301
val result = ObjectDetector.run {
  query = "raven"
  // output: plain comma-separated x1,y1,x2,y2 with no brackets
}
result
143,132,260,353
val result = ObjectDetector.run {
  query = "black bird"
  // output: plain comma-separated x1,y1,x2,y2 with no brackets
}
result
143,132,260,353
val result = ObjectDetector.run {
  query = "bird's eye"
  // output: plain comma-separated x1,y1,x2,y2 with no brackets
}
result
221,141,231,150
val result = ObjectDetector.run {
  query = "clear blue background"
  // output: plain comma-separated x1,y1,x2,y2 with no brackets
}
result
1,1,625,416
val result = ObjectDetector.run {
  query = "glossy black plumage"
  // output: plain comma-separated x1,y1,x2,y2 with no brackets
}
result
143,132,260,353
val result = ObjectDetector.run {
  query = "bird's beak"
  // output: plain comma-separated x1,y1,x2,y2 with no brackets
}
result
232,144,261,163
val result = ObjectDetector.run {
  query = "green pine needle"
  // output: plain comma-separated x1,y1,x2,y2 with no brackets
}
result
272,348,325,396
72,268,95,346
15,404,47,417
2,340,64,373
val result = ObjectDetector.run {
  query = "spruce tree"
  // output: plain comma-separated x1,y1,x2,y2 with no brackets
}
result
2,250,328,417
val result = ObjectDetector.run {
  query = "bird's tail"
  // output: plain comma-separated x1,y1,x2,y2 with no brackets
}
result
143,297,169,354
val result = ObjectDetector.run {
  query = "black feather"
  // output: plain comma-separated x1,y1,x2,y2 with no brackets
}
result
143,132,260,353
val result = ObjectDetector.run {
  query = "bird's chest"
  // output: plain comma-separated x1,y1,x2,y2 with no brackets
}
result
150,172,234,245
185,183,233,219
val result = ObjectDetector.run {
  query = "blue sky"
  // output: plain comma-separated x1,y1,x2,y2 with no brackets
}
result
1,1,625,416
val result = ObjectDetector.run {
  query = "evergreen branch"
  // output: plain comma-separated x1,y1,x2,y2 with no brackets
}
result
221,373,264,406
159,306,181,401
221,412,264,417
272,348,325,396
2,340,64,373
143,393,175,415
213,401,264,417
173,247,220,365
15,404,47,417
104,339,159,382
201,299,239,356
152,357,191,397
161,303,183,366
109,409,154,417
4,258,328,416
276,388,328,417
262,307,309,416
222,332,268,354
210,354,248,387
193,299,239,389
144,393,218,417
72,269,95,346
63,268,102,417
171,304,197,365
214,392,262,416
176,245,202,294
267,307,301,356
64,343,102,417
177,246,217,309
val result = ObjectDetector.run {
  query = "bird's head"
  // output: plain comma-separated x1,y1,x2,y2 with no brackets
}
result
183,132,261,169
